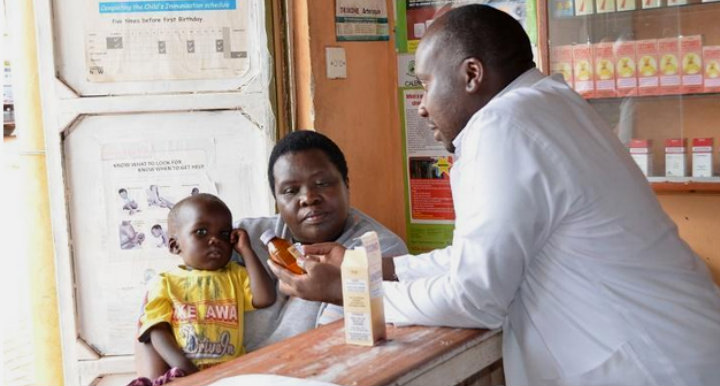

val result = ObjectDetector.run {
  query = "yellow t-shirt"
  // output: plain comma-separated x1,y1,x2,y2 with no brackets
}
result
138,262,254,369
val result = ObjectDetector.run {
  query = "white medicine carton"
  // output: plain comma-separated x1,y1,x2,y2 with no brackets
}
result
341,231,386,346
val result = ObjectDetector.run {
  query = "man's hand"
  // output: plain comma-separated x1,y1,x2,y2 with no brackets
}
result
267,242,347,305
300,242,346,267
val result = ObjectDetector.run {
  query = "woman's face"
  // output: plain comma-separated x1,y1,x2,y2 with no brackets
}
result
272,149,350,244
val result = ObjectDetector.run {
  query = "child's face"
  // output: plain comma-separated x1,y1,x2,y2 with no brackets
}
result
171,201,233,270
151,227,161,237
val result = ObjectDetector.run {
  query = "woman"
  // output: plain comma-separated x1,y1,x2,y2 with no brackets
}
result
135,131,407,379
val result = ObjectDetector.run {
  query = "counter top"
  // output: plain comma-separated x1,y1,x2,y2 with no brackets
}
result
170,321,502,386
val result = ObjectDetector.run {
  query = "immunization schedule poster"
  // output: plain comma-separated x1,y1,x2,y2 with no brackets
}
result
85,0,250,82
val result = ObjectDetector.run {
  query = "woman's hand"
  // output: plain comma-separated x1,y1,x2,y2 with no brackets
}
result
268,242,347,305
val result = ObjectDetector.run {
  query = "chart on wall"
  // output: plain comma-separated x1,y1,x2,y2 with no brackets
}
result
84,0,250,82
398,64,455,254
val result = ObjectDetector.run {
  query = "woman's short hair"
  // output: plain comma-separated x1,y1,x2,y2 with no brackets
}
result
267,131,349,194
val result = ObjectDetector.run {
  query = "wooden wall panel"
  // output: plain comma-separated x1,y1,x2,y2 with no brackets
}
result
304,0,407,240
658,195,720,284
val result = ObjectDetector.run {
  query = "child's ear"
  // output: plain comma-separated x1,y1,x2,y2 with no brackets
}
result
168,237,181,255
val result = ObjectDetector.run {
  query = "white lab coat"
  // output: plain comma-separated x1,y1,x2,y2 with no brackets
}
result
383,69,720,385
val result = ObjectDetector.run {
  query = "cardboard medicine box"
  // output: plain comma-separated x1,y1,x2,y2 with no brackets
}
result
629,139,653,177
692,138,714,177
551,45,575,85
703,45,720,93
680,35,704,94
596,0,616,13
658,38,681,95
341,231,386,346
552,0,575,17
665,138,687,177
575,0,595,15
616,0,637,11
637,39,660,96
614,40,638,96
594,42,616,98
573,43,595,98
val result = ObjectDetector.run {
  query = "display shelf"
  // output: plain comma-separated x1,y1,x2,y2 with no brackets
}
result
549,1,720,46
586,90,720,101
551,0,720,22
543,0,720,191
650,178,720,193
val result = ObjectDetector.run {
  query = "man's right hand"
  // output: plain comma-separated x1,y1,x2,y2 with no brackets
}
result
268,242,346,305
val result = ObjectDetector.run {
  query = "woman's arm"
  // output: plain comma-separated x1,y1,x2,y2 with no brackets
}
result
148,323,198,374
233,229,276,308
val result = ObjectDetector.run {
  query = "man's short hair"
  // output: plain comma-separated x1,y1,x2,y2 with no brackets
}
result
267,131,349,194
429,4,534,78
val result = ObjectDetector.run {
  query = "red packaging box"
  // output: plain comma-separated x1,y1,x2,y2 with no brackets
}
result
614,40,638,96
637,39,660,96
573,43,595,98
658,38,681,95
703,45,720,93
680,35,704,94
551,45,574,85
594,42,616,98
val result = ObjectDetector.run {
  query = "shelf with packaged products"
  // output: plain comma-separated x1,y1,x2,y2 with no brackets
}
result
585,95,720,191
551,0,720,24
585,90,720,101
549,0,720,47
544,0,720,193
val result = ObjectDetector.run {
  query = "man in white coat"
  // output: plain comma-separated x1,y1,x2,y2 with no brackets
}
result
270,5,720,385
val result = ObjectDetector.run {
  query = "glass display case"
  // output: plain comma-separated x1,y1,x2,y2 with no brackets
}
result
543,0,720,192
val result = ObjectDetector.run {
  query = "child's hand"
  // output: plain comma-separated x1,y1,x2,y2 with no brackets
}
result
231,228,252,255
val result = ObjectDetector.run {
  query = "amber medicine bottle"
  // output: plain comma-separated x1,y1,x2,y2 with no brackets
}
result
260,229,306,275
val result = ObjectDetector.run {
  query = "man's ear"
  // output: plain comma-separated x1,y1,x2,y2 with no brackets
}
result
168,237,181,255
463,57,484,93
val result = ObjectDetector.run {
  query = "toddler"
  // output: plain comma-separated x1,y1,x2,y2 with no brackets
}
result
129,193,275,385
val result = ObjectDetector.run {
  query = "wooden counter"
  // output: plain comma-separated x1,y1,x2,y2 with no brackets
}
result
170,322,502,386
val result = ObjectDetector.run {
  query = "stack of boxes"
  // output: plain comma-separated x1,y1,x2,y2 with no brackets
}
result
628,137,717,178
550,35,720,97
552,0,720,18
549,0,720,180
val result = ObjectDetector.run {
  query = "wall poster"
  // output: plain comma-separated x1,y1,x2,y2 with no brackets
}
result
335,0,389,41
85,0,250,82
395,0,534,53
398,54,455,254
64,112,273,356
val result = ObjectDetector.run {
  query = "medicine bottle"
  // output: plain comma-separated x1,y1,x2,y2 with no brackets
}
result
260,229,306,275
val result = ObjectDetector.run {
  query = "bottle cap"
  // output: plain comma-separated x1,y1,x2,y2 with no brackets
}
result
260,229,277,245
